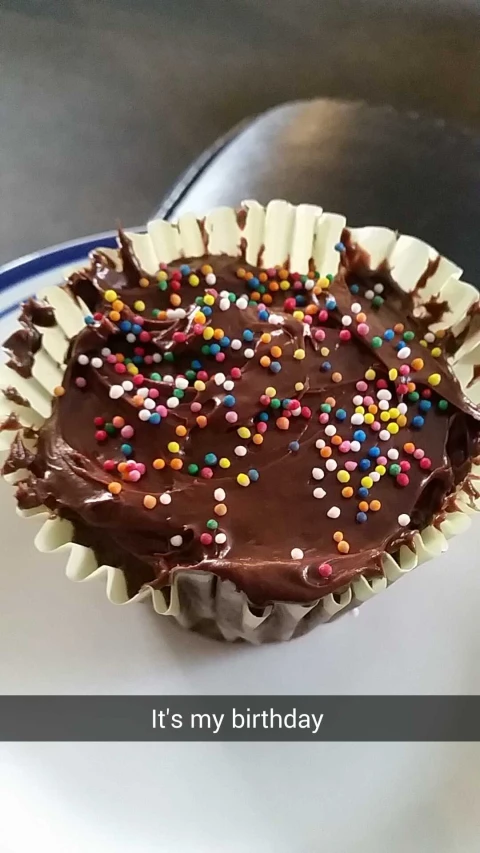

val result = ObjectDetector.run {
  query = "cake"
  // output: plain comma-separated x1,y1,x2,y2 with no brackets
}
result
2,201,480,642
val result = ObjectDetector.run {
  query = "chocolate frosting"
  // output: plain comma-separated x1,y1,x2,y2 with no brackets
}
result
4,232,480,605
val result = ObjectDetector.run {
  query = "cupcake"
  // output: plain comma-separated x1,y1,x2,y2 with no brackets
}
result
2,200,480,643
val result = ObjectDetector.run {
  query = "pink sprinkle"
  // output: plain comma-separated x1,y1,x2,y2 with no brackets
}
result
267,268,276,278
172,332,186,344
397,473,410,487
160,262,168,270
75,377,87,388
314,329,326,342
420,457,432,470
371,421,381,432
376,379,388,389
413,448,425,460
318,562,333,579
144,355,153,365
283,298,296,311
200,533,213,546
133,374,145,386
128,470,141,482
356,381,368,392
197,371,208,381
132,316,144,326
364,395,374,406
156,405,168,418
126,460,136,470
257,421,267,434
319,412,330,424
260,394,271,406
339,441,351,453
293,281,303,291
136,462,146,475
193,324,204,335
107,354,116,364
301,406,312,419
345,460,357,472
225,411,238,424
139,331,151,343
200,467,214,479
399,364,410,376
149,388,160,399
216,352,225,362
190,402,202,413
318,309,328,322
288,400,301,411
303,315,312,325
231,367,241,379
400,460,411,472
114,363,126,374
339,330,351,342
357,323,369,336
378,456,387,466
121,425,134,439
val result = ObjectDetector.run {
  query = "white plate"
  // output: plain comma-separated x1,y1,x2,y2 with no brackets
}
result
1,235,479,853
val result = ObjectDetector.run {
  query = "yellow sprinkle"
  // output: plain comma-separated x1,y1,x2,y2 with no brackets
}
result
431,347,442,358
375,465,386,476
133,300,145,312
189,274,200,286
320,347,330,357
237,427,251,439
214,503,228,516
219,458,231,469
127,364,139,375
168,441,180,453
295,382,304,392
203,327,214,340
157,270,168,281
428,373,441,386
420,339,428,348
397,415,407,427
294,349,306,360
380,411,390,422
265,387,277,398
194,312,206,325
280,280,290,291
355,406,365,415
387,422,399,434
237,473,250,487
361,476,373,489
293,311,305,321
337,540,350,554
388,368,398,381
319,277,330,289
139,277,150,288
333,531,344,543
389,407,400,419
104,289,117,303
337,470,350,483
365,368,376,381
194,380,206,392
202,295,214,308
364,413,374,425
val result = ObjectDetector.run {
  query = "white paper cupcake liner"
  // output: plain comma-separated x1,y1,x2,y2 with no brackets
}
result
2,199,480,643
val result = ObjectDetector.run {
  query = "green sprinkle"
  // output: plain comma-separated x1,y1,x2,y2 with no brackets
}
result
151,372,162,381
195,296,204,305
438,399,449,411
408,391,420,402
228,292,236,303
300,275,308,283
326,274,334,282
187,463,199,475
403,330,415,342
248,300,257,307
185,369,196,382
173,388,184,399
371,336,383,348
320,403,332,413
270,398,281,409
157,280,168,291
152,308,160,318
314,271,321,279
164,352,174,363
257,284,266,294
206,518,218,530
389,463,401,476
201,345,210,356
372,295,384,308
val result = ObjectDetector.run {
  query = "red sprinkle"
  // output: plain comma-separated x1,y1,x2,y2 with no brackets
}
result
318,310,328,322
257,421,268,434
103,460,116,472
197,371,209,381
397,383,409,395
420,457,432,470
397,473,410,487
200,533,213,545
301,406,312,419
318,562,333,579
171,270,182,280
94,417,105,427
339,329,351,341
284,298,296,311
139,331,152,343
231,367,242,379
93,312,103,322
133,374,145,386
172,332,186,343
95,430,107,442
170,280,181,292
376,379,388,389
200,467,214,479
114,363,126,374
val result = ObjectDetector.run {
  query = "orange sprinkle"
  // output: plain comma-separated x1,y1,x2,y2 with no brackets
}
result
53,385,65,397
175,425,187,437
139,277,150,288
259,272,268,283
112,299,124,312
407,382,416,392
116,353,125,363
333,531,344,543
260,356,271,368
245,271,254,280
170,294,181,307
307,270,315,279
236,268,246,279
269,280,279,292
313,285,322,295
305,304,318,315
337,540,350,554
403,442,415,454
358,501,369,512
157,310,167,321
153,458,166,470
261,333,272,344
252,433,263,445
356,312,367,323
325,397,336,407
251,291,261,301
214,328,224,340
331,434,342,446
143,495,157,509
201,264,213,275
394,323,404,334
170,458,183,471
368,404,378,415
196,415,207,428
262,294,273,305
332,372,343,383
411,358,424,371
279,268,289,280
369,500,381,512
132,394,144,407
214,503,228,516
108,482,122,495
193,312,206,324
117,462,128,473
342,487,354,498
112,416,125,428
397,415,407,427
320,446,332,458
276,416,290,430
270,345,282,358
109,310,121,322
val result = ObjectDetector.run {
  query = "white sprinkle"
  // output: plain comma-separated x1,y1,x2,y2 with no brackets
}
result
175,377,189,390
379,429,390,441
77,354,89,365
152,353,162,363
378,400,389,411
304,280,315,291
214,373,226,386
342,315,353,326
170,535,183,547
370,471,381,482
350,440,361,453
167,397,179,408
236,297,248,310
160,493,172,505
292,407,301,417
353,395,364,406
219,298,230,312
220,290,229,299
365,289,374,300
351,413,364,425
327,506,341,519
122,380,134,391
325,425,336,437
167,308,186,320
101,347,111,357
244,348,255,358
109,385,124,400
398,346,411,360
231,339,242,351
138,409,151,421
374,283,384,294
138,387,149,398
223,380,234,391
425,332,435,343
313,487,326,499
377,390,392,401
268,314,284,325
205,273,216,285
398,402,408,415
351,302,362,314
214,488,226,502
90,357,103,369
315,439,326,449
143,398,155,410
291,548,304,560
215,532,227,545
326,459,337,472
398,513,411,527
126,333,136,343
387,448,399,460
234,445,247,457
312,467,324,480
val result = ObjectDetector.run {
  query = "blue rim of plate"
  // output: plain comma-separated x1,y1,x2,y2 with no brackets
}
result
0,228,141,321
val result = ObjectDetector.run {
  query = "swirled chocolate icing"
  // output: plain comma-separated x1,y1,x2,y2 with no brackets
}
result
4,233,480,605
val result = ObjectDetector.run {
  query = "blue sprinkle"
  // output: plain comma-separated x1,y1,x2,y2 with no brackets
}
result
210,344,221,355
412,415,425,429
220,336,231,347
368,446,381,458
243,329,254,342
356,511,368,524
395,340,405,350
248,468,260,482
132,355,143,366
191,360,202,371
289,441,300,452
384,329,395,341
350,284,360,294
320,361,332,372
270,361,282,373
84,315,95,325
121,443,133,456
419,400,432,412
358,487,369,499
282,399,291,409
353,429,367,442
336,409,347,421
204,453,218,465
258,310,269,321
250,277,259,287
132,324,142,335
325,298,337,311
258,412,269,422
180,264,191,275
295,295,306,306
335,242,346,252
359,458,371,471
120,320,132,333
203,306,213,317
149,413,161,424
223,395,236,407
